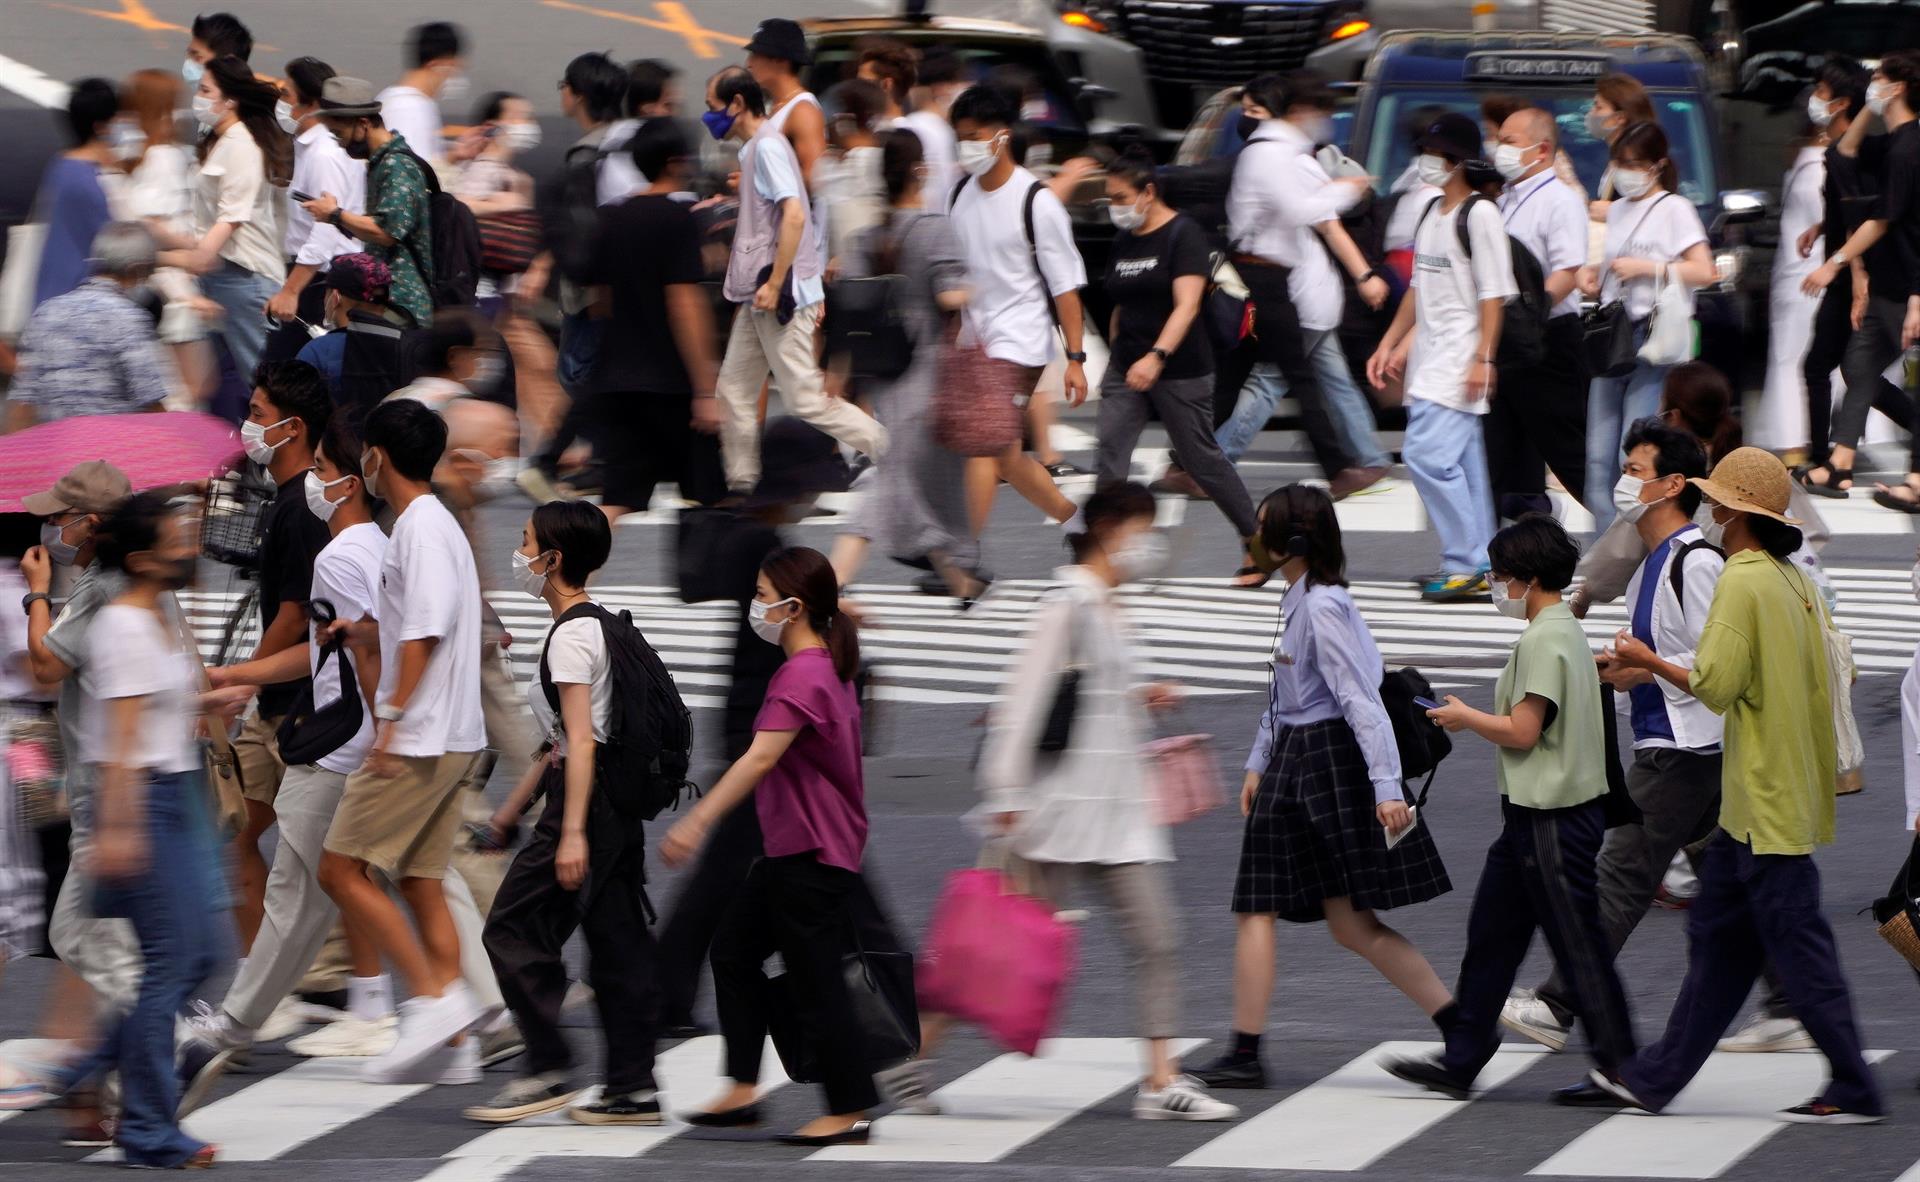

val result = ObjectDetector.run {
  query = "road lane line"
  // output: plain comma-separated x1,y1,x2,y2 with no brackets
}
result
1175,1040,1548,1171
0,52,70,108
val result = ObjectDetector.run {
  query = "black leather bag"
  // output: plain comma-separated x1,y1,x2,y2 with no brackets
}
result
275,599,363,766
1036,606,1082,755
766,876,920,1082
1583,299,1637,379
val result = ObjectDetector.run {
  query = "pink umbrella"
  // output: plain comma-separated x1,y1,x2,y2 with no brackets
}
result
0,412,242,513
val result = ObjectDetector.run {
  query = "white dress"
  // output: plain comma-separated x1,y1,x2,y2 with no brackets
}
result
1757,147,1828,451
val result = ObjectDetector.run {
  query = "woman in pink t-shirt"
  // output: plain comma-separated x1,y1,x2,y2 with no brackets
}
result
661,545,877,1145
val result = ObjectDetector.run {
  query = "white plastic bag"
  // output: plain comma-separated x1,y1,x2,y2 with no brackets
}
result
1638,262,1694,367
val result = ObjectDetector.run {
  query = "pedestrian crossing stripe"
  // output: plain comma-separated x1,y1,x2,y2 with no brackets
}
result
177,566,1920,711
40,1039,1906,1177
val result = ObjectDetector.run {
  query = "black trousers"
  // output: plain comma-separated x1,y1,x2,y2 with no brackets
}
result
1487,314,1590,518
1240,261,1354,478
1441,799,1635,1081
597,390,727,512
483,768,659,1094
656,802,763,1027
711,853,880,1115
1804,270,1910,464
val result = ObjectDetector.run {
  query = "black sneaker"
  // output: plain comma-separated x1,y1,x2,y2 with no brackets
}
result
1778,1100,1885,1125
570,1089,664,1125
1186,1052,1268,1090
462,1072,581,1124
1380,1055,1472,1101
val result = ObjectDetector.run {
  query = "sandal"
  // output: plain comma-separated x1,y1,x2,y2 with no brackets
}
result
1794,464,1853,499
1872,482,1920,513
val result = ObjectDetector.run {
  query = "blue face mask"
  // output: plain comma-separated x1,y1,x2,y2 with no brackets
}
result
701,108,736,141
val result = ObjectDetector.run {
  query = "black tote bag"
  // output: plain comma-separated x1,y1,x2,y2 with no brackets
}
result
275,599,364,766
766,874,920,1082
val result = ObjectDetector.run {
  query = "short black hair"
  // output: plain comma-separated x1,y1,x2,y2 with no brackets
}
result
1747,514,1805,560
564,52,629,124
284,56,336,108
1068,481,1157,563
192,12,253,61
409,21,464,68
626,58,677,117
918,45,961,87
362,398,447,482
713,67,766,119
474,90,520,125
1257,483,1347,588
1487,514,1580,592
1241,69,1331,117
1881,49,1920,95
1817,55,1870,120
93,489,171,575
948,83,1017,131
316,417,365,484
531,500,612,586
416,311,480,377
66,78,118,146
1622,417,1707,516
629,114,692,182
253,359,333,444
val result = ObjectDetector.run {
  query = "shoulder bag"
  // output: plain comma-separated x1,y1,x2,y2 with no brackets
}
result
935,178,1056,458
1036,590,1087,756
1583,192,1671,378
275,599,364,766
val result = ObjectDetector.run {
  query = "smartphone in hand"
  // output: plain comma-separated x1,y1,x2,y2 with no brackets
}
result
1384,805,1420,850
290,189,316,203
1413,695,1441,711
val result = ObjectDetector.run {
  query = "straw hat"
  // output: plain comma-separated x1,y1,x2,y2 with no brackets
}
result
1688,446,1799,525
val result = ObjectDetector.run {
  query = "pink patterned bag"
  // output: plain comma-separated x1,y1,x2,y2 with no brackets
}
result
916,868,1077,1056
1143,733,1223,826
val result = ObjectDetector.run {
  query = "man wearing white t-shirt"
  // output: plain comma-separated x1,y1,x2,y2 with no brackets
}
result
378,21,466,178
1368,114,1515,602
947,84,1085,534
856,38,960,206
317,399,491,1084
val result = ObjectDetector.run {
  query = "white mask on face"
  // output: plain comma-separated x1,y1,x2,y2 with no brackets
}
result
1108,198,1146,232
1298,112,1333,146
956,136,999,177
1414,153,1455,187
748,596,798,644
1612,166,1657,200
503,121,542,152
304,471,352,523
1701,508,1729,549
1807,92,1837,128
359,449,382,500
1110,531,1170,582
1491,577,1530,619
511,549,553,599
1493,142,1536,182
182,57,205,84
276,99,300,134
108,121,147,162
191,93,220,130
1867,80,1893,117
241,416,294,465
1585,105,1613,141
39,519,84,566
1612,474,1653,524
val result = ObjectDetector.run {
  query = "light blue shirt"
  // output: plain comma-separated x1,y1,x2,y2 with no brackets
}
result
752,137,825,309
1247,579,1404,804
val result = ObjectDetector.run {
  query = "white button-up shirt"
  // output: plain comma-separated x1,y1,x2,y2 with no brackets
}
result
1620,523,1725,753
1498,165,1588,319
1228,119,1355,266
286,122,365,269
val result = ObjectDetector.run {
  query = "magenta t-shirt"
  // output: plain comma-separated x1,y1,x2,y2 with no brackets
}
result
752,647,868,872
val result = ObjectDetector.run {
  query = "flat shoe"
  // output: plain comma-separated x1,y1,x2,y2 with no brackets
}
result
681,1103,762,1128
1873,485,1920,513
777,1119,872,1146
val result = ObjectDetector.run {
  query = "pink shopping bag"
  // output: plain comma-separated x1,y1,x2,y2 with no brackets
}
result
916,868,1077,1056
1143,733,1223,826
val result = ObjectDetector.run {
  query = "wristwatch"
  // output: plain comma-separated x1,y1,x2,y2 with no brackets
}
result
1149,346,1171,362
374,703,406,722
21,591,50,616
1065,350,1088,363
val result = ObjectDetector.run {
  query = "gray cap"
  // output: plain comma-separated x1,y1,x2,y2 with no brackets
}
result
318,76,382,119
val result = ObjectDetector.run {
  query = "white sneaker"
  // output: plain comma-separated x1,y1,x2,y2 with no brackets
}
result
253,996,312,1044
1500,989,1571,1052
438,1040,482,1086
287,1014,397,1058
362,985,484,1084
1717,1013,1816,1053
1134,1075,1239,1122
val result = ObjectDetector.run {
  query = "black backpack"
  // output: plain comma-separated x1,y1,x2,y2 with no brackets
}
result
950,176,1062,334
1666,537,1724,617
824,215,930,382
1378,667,1451,805
541,142,608,287
1417,193,1548,369
539,603,696,820
398,146,481,309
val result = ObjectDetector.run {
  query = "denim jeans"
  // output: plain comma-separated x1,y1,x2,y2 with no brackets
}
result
199,260,281,387
1402,398,1493,577
1585,322,1667,530
1216,332,1390,469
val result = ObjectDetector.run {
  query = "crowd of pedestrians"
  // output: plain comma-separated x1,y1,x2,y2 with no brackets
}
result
0,8,1918,1169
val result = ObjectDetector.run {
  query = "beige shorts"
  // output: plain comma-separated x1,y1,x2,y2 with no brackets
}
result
324,751,477,881
233,713,287,807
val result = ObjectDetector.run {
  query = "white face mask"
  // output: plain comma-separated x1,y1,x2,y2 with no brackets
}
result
1110,531,1170,582
277,100,302,134
1297,113,1333,146
1414,153,1455,187
956,137,999,177
191,93,221,130
304,470,352,523
1612,474,1653,524
1867,80,1893,117
39,519,84,567
1493,142,1537,182
503,121,542,152
1491,577,1530,619
511,549,553,599
182,57,205,85
359,449,382,500
1108,198,1146,232
1585,105,1613,141
108,121,147,162
1807,92,1837,128
1701,509,1729,549
1613,166,1657,200
748,596,798,645
241,415,293,465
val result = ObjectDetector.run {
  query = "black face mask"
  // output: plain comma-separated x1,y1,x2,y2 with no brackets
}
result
343,126,371,160
1235,113,1261,141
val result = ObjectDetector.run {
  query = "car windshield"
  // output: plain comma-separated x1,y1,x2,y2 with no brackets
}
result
1359,87,1715,208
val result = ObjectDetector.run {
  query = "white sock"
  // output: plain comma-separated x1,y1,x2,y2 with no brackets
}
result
349,974,392,1021
1059,507,1086,534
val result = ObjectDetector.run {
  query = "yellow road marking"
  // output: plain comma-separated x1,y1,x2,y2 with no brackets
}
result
541,0,746,59
45,0,185,35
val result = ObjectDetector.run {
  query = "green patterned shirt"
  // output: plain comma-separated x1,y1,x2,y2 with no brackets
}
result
367,133,433,327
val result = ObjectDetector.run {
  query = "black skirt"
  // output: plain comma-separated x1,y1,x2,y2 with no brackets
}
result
1232,718,1451,922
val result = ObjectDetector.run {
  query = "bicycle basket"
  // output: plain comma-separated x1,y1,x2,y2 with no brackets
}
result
201,466,275,570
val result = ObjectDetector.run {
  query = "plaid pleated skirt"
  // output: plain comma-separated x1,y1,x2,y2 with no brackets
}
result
1232,718,1451,922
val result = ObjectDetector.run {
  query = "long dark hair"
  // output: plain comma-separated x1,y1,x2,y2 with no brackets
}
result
873,127,927,275
1660,361,1742,466
761,546,860,681
1257,483,1347,588
201,55,292,185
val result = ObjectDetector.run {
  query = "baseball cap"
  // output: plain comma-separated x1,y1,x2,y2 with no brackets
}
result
23,460,134,518
1414,112,1483,163
745,18,811,67
327,252,392,304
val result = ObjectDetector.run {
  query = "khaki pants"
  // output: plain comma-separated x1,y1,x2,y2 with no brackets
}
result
1008,856,1181,1040
716,302,887,491
233,713,287,806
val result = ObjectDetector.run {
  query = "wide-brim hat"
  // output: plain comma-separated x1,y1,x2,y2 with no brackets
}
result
318,76,382,120
1688,446,1799,525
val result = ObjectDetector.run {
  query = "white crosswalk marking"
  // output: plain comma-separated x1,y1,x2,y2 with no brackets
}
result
166,1058,430,1161
1175,1042,1548,1171
1528,1049,1897,1178
808,1037,1204,1164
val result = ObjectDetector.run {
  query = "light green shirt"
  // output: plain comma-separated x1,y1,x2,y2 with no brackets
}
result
1494,601,1607,810
1690,550,1836,855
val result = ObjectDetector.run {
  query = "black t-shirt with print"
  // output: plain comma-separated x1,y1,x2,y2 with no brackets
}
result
1103,214,1213,380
